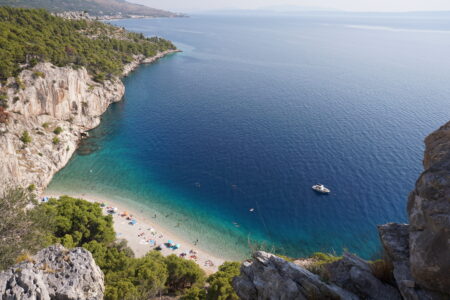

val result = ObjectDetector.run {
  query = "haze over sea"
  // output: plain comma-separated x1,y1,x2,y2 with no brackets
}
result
47,13,450,260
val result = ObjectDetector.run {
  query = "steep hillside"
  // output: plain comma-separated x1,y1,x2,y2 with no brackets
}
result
0,0,179,17
0,7,176,81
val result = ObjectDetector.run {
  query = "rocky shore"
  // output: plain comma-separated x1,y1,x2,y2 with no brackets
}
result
0,50,179,196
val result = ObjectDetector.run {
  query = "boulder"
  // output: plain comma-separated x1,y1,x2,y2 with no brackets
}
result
0,244,104,300
407,121,450,295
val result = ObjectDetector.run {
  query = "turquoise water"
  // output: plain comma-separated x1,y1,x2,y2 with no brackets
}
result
47,14,450,260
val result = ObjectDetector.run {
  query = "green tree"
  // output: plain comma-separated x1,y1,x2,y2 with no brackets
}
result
165,254,206,293
182,287,207,300
42,196,115,246
0,7,176,81
206,262,240,300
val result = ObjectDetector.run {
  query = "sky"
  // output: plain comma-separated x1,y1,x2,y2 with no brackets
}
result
130,0,450,13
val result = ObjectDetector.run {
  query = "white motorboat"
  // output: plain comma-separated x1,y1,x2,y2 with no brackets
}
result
312,184,331,194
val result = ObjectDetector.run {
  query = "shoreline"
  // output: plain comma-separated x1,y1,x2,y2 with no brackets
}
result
44,192,225,274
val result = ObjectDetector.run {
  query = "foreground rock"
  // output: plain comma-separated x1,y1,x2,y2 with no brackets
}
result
0,245,104,300
378,223,445,300
407,121,450,295
326,252,401,300
232,251,358,300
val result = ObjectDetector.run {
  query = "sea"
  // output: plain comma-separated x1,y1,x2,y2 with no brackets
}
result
47,12,450,260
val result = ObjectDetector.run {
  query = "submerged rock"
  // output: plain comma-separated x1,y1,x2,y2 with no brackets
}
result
0,245,104,300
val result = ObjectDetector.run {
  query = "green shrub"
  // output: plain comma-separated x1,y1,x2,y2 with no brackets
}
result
32,71,45,79
27,184,36,192
14,77,25,89
52,137,60,144
53,126,63,135
0,93,8,109
42,122,50,129
370,258,395,284
304,252,341,281
20,131,32,144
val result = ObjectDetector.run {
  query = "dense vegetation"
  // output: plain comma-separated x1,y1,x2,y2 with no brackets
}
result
0,190,240,300
0,0,177,17
0,189,51,269
0,7,176,81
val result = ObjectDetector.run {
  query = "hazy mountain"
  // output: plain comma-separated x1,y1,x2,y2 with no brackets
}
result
0,0,180,17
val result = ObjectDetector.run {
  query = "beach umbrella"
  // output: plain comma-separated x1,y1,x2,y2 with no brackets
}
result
176,244,181,249
168,240,173,245
131,219,137,225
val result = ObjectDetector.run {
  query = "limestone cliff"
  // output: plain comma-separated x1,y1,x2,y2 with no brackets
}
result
0,50,178,196
0,245,104,300
0,62,123,195
407,121,450,295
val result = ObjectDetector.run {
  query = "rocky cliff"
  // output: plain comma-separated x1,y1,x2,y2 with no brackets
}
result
0,245,104,300
233,121,450,300
0,51,178,196
0,62,123,195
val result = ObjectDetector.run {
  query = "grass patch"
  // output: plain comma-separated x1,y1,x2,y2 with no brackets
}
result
304,252,342,281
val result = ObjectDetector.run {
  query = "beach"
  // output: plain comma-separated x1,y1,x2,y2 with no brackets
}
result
44,192,225,274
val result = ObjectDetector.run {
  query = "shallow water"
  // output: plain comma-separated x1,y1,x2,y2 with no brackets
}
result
48,13,450,260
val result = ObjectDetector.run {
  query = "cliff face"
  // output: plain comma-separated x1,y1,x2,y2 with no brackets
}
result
0,245,104,300
407,121,450,294
0,62,124,195
233,121,450,300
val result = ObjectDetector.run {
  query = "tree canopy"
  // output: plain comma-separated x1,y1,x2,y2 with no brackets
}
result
0,7,176,81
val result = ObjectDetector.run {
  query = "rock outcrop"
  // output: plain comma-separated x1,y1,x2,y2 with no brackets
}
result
378,223,445,300
232,251,358,300
407,121,450,295
326,253,401,300
0,62,123,195
0,245,104,300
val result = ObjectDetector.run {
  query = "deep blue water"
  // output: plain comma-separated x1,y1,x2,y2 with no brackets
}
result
48,14,450,260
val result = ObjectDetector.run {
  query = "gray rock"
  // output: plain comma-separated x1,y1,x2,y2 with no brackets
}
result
407,121,450,295
326,252,401,300
0,245,104,300
378,223,447,300
232,251,358,300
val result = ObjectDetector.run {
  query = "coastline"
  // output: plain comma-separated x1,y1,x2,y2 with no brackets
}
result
44,192,225,274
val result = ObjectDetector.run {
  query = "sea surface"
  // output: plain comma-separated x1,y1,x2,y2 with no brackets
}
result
47,13,450,260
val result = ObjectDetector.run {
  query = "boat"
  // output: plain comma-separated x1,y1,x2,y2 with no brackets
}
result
312,184,331,194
